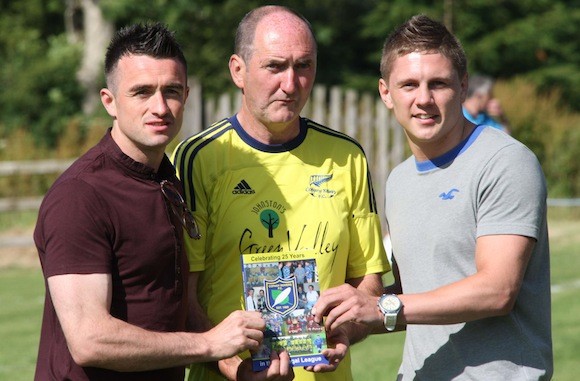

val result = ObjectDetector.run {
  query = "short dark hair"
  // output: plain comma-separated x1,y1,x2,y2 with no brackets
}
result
104,22,187,84
380,15,467,81
234,5,316,62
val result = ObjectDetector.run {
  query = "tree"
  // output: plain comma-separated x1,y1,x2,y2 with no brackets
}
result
1,0,578,149
462,1,580,110
99,0,381,94
71,0,114,115
0,0,83,146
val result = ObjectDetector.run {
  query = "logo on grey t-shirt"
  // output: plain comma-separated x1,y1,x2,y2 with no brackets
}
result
439,188,459,200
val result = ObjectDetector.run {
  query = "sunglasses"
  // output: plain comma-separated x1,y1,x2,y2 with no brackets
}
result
160,180,201,239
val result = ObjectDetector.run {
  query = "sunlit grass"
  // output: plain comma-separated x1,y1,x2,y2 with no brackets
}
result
0,213,577,380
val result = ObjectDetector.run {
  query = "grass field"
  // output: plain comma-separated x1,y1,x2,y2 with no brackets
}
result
0,212,578,380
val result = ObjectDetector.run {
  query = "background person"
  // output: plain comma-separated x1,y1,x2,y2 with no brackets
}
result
313,14,552,380
172,5,390,380
486,96,511,132
462,74,510,133
34,22,266,381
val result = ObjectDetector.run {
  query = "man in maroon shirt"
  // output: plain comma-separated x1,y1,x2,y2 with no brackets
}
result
34,22,270,380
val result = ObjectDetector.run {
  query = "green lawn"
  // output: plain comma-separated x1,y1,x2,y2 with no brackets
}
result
0,214,578,380
351,216,580,379
0,267,44,380
350,288,580,380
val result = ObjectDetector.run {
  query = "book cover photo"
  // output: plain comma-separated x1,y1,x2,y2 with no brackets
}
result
241,251,329,371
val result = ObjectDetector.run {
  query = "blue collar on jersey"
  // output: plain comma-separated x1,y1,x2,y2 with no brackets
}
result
230,114,308,153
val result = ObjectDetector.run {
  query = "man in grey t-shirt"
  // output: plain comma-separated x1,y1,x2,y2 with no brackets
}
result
310,15,552,380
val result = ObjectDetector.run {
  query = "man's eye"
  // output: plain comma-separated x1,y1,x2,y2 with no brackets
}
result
431,81,447,89
165,89,182,96
133,89,151,96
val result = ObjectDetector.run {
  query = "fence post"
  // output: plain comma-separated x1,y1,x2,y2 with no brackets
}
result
216,92,231,122
181,77,203,139
345,89,358,138
329,86,343,133
359,93,374,166
310,85,327,125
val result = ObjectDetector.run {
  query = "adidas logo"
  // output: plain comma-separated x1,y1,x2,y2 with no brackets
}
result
232,180,255,195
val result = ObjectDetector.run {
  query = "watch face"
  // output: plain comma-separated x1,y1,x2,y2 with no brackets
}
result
379,295,401,312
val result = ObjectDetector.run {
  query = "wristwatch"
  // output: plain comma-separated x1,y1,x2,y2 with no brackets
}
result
377,294,403,331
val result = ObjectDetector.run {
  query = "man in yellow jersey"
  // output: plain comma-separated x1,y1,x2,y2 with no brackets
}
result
173,5,390,381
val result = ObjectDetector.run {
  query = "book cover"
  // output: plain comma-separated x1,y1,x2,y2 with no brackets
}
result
241,251,329,371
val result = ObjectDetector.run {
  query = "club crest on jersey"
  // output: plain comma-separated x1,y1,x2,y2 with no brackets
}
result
264,277,298,317
306,174,337,198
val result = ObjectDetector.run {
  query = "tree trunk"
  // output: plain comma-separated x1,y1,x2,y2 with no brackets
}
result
75,0,113,115
64,0,81,44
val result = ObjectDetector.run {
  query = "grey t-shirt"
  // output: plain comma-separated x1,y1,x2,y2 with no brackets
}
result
386,125,553,380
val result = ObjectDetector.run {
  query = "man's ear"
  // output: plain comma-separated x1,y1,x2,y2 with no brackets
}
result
182,85,190,104
460,73,469,103
229,54,246,90
100,88,117,118
378,78,393,109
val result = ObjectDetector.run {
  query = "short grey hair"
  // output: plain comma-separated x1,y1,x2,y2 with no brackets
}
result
466,74,494,98
234,5,317,62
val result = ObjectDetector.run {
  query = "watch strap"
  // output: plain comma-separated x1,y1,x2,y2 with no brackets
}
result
378,294,401,331
384,312,397,331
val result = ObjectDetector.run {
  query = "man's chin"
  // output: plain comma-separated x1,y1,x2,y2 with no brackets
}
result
149,134,175,149
268,111,301,125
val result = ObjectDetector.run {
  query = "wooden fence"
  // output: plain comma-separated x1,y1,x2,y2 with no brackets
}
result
1,83,406,237
1,82,579,248
0,159,76,213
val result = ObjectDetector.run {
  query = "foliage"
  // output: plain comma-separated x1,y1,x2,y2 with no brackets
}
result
98,0,262,95
0,0,84,147
0,0,579,195
494,78,580,197
0,122,105,199
464,2,580,111
98,0,382,94
0,128,52,199
289,0,379,90
360,0,580,111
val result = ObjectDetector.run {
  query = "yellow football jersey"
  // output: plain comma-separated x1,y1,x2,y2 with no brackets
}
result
172,116,390,381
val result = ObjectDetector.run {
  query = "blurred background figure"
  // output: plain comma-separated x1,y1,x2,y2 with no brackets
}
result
463,74,510,134
486,97,511,133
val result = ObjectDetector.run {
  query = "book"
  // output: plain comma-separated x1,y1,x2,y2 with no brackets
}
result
241,251,329,371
